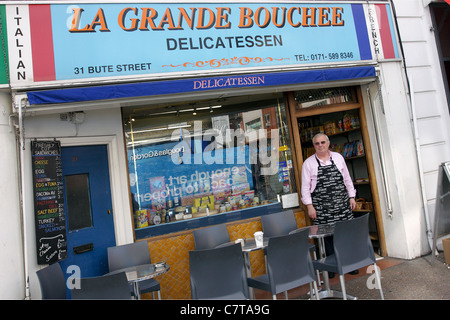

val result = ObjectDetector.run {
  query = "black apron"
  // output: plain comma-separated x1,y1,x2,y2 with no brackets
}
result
311,155,353,225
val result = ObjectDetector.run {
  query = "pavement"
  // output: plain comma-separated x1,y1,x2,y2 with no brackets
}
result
310,252,448,300
255,252,450,300
326,252,450,300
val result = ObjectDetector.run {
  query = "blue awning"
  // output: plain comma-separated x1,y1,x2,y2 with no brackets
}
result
26,66,376,105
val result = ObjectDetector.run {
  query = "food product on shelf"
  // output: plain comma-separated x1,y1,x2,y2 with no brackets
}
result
343,113,352,131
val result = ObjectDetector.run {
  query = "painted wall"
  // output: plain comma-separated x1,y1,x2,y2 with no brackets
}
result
392,0,450,256
361,0,450,260
0,91,24,299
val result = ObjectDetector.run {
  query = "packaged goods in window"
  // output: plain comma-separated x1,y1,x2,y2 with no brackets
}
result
342,142,351,158
242,190,255,208
342,113,360,131
193,195,214,213
148,211,161,225
244,190,254,200
330,143,344,154
351,114,360,128
338,120,344,132
212,188,231,203
229,192,242,205
355,140,365,156
135,209,149,228
343,113,352,131
342,140,364,158
324,121,337,135
174,212,184,220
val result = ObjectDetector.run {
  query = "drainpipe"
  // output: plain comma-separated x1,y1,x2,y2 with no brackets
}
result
16,95,30,299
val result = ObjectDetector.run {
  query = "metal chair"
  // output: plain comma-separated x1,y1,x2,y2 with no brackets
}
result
192,223,230,249
71,272,132,299
261,210,298,237
107,241,161,299
36,262,67,299
247,229,319,300
261,210,320,283
189,243,249,299
312,213,384,300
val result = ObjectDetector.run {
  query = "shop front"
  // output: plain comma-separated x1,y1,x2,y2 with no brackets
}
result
2,1,405,299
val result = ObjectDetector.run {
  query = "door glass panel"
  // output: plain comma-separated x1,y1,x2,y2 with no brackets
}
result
65,174,93,231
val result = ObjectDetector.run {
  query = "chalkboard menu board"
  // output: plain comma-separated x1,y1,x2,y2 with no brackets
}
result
31,140,67,265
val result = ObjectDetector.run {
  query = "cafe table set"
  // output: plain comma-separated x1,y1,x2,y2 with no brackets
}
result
217,223,355,300
106,261,170,299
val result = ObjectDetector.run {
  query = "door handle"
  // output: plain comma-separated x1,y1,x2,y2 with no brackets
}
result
107,209,111,215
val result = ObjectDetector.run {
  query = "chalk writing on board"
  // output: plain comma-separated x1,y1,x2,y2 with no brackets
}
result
32,140,67,265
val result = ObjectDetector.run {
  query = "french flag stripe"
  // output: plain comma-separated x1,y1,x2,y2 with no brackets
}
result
376,4,396,59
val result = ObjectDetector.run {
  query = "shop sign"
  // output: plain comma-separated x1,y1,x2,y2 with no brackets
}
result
4,2,399,88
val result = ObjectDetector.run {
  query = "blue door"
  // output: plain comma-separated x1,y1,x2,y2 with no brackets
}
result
59,145,116,282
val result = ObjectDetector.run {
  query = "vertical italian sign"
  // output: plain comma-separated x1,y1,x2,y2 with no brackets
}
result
4,2,399,87
0,5,9,85
31,140,67,265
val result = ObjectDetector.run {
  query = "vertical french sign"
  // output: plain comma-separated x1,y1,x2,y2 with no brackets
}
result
365,3,399,60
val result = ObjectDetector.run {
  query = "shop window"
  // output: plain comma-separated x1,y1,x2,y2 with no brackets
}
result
122,94,297,237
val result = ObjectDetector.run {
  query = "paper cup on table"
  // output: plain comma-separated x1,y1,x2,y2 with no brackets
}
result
254,231,264,247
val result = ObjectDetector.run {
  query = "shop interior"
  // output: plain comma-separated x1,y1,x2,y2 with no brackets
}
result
122,92,298,234
121,85,385,255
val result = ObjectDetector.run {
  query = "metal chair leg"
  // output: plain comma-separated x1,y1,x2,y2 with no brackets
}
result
339,275,347,300
312,251,322,286
312,281,320,300
373,263,384,300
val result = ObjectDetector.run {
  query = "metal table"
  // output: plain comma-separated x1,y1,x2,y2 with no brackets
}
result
107,262,169,299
